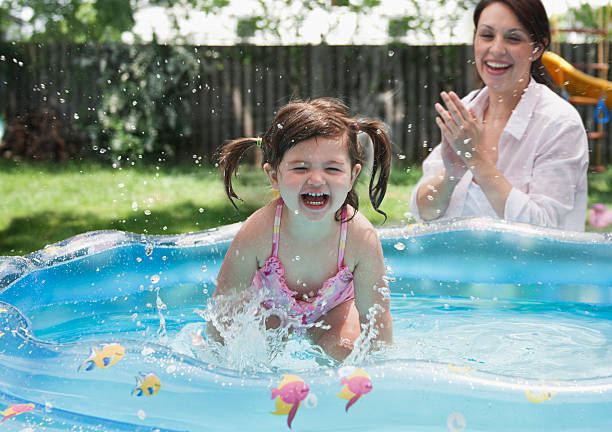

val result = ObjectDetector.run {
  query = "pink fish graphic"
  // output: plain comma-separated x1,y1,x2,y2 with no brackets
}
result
337,368,373,412
1,403,35,422
270,374,309,428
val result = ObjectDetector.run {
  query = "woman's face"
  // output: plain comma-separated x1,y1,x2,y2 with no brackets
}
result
474,2,539,94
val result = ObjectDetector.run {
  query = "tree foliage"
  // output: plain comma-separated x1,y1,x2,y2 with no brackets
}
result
0,0,228,42
1,0,477,44
555,3,612,42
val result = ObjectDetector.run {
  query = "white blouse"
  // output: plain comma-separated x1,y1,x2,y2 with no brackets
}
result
410,78,589,231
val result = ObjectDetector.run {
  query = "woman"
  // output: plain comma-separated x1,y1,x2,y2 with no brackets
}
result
409,0,589,231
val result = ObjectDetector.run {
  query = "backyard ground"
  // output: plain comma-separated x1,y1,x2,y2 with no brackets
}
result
1,159,610,256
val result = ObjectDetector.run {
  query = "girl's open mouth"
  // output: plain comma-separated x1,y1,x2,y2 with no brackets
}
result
301,192,329,209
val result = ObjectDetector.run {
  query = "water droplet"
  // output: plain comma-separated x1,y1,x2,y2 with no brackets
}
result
73,113,79,119
426,195,434,201
199,208,204,213
137,409,146,420
464,152,472,159
304,393,318,409
141,347,154,356
144,209,151,216
131,201,138,211
397,154,406,160
388,50,395,57
136,257,142,262
150,274,160,284
45,401,53,413
394,242,406,251
447,412,466,432
118,183,125,188
277,123,283,129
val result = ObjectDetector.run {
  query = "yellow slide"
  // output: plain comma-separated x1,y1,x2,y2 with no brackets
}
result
542,51,612,108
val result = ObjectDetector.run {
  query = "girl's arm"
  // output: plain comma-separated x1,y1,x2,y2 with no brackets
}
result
205,214,265,342
351,222,393,344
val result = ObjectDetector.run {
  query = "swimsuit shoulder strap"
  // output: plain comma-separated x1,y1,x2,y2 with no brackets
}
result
338,205,348,269
271,198,283,257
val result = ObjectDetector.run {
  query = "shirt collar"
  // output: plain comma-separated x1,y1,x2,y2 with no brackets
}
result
467,77,540,141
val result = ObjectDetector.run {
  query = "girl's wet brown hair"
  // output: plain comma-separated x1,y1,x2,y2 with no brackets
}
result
219,97,391,221
474,0,556,90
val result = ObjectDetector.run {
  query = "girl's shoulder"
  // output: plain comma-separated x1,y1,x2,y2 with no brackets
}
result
344,209,383,266
232,201,277,263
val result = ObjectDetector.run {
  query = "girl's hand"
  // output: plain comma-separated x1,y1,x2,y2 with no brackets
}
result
435,91,486,167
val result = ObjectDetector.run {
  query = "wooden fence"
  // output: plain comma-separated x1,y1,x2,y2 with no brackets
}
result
0,42,610,164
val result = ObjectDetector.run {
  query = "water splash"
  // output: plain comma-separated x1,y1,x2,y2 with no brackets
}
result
155,287,168,342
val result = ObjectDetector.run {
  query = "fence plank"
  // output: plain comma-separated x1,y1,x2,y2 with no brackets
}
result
0,42,610,165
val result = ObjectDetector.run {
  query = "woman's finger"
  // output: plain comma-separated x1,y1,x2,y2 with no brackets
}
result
435,103,459,136
435,116,454,141
441,92,467,125
449,91,479,125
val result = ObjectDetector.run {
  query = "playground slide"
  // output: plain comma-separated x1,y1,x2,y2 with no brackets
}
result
542,51,612,108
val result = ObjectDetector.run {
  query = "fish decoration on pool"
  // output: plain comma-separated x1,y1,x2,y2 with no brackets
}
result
131,372,161,397
270,374,310,429
525,389,556,403
1,403,35,422
77,343,125,371
447,364,473,374
337,368,373,412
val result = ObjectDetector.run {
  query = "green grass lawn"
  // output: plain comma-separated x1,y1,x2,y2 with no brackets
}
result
1,159,610,256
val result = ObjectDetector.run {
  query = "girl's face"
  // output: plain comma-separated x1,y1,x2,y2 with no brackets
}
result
264,136,361,222
474,2,540,94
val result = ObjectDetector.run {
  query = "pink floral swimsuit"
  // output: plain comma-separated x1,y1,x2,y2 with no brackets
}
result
251,198,355,327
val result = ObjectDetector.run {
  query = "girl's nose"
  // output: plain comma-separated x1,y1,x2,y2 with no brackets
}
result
307,170,324,185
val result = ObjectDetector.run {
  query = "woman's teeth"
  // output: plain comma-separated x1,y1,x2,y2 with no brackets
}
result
486,61,511,69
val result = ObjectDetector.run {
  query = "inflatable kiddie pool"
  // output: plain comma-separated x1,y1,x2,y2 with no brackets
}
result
0,217,611,431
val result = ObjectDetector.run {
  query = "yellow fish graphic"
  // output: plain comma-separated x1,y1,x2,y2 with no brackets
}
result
525,389,556,403
336,368,373,412
131,372,161,397
270,374,309,429
1,403,35,422
78,343,125,371
447,364,473,374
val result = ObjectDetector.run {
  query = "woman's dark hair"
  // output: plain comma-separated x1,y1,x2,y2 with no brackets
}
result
218,97,391,221
473,0,557,90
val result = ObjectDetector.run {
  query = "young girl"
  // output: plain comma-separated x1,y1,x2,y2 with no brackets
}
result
207,98,393,361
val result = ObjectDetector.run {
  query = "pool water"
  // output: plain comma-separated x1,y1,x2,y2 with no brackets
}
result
1,219,611,431
27,290,612,381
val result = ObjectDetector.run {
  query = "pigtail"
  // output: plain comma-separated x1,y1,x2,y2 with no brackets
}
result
218,138,260,211
358,120,391,221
